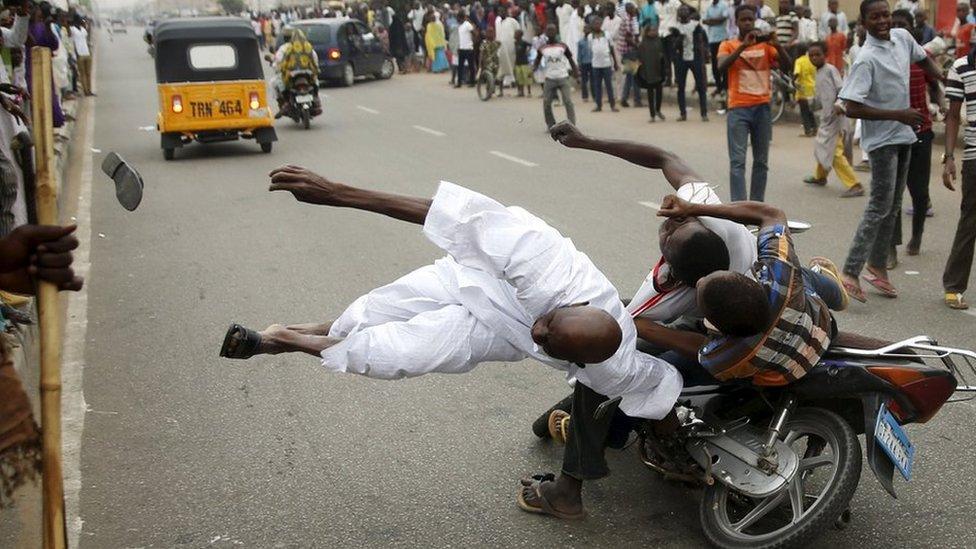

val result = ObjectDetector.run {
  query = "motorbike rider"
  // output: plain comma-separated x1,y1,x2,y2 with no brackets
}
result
269,28,321,119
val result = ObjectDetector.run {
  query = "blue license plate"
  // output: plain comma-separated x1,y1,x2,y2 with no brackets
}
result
874,404,915,481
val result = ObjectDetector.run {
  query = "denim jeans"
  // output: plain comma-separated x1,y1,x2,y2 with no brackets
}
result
675,58,707,117
843,144,911,277
894,130,933,248
621,71,641,105
590,66,615,108
801,266,845,311
726,103,772,201
543,77,576,128
579,63,592,99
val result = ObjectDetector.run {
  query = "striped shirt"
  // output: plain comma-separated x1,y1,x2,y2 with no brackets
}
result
945,55,976,161
699,225,834,386
775,12,798,46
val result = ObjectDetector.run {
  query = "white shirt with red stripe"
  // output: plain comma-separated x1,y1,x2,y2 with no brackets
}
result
626,182,757,323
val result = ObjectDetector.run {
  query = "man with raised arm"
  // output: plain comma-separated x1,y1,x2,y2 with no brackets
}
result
220,165,682,520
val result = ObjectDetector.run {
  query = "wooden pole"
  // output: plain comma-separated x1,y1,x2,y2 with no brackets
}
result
30,46,67,549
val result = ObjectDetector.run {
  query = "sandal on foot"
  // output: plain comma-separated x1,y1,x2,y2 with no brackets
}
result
842,279,867,303
862,271,898,298
945,293,969,310
547,410,571,444
516,474,586,520
803,176,827,186
840,185,865,198
220,323,262,359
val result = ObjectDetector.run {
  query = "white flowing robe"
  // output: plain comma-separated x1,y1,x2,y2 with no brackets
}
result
323,182,683,420
813,64,847,170
556,3,575,47
565,10,583,60
497,16,520,82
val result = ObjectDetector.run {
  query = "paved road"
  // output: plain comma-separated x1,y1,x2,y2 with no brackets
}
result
74,29,976,548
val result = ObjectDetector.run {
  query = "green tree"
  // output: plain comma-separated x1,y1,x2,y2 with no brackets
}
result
217,0,247,15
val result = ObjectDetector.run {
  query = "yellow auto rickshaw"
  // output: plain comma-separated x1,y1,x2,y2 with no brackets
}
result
154,17,277,160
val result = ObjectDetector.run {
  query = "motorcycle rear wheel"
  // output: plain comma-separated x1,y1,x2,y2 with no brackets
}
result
699,407,861,549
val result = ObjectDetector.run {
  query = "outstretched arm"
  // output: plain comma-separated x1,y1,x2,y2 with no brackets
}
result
269,165,432,225
633,317,705,359
549,122,702,189
657,194,786,228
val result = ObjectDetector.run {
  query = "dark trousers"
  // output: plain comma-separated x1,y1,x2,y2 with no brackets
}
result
676,58,707,117
647,82,663,117
894,131,933,248
798,99,817,134
591,66,615,108
562,382,636,480
709,41,725,92
580,63,592,99
456,49,475,85
944,159,976,293
662,35,676,85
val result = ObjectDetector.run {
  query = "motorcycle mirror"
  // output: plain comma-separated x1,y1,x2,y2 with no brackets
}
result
100,152,144,212
787,220,812,233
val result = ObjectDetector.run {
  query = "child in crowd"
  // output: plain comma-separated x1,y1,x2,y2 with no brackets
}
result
803,42,863,197
824,16,846,74
636,24,666,122
577,23,593,102
794,45,818,136
514,29,533,97
479,25,502,96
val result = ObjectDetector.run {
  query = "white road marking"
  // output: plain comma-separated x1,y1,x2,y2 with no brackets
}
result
412,125,446,137
63,99,95,549
638,200,661,210
356,105,380,114
904,271,920,276
489,150,537,167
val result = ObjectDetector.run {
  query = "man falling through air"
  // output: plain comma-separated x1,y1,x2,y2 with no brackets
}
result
221,165,682,519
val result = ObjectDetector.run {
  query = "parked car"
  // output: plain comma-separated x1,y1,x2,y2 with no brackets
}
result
275,18,395,86
109,19,127,33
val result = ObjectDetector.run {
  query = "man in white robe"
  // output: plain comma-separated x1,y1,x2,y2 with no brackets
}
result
221,165,682,519
496,11,520,85
556,0,576,49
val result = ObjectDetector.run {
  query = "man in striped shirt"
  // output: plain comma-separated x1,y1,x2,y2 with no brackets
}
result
656,195,843,385
942,44,976,310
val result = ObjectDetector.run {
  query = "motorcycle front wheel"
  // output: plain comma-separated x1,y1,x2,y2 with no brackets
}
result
699,408,861,549
301,108,311,130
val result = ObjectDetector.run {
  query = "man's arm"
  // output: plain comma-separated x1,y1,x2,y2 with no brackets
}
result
916,54,945,83
716,37,748,73
269,165,432,224
549,122,702,189
943,99,962,191
657,194,787,228
634,317,706,359
843,100,925,126
770,36,792,69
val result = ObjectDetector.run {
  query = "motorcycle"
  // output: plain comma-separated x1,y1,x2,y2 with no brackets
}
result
282,69,322,130
533,329,975,547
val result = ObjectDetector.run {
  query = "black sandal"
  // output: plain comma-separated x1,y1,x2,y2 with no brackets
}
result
219,323,262,359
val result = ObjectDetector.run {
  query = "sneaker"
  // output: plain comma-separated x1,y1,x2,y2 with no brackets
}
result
945,293,970,310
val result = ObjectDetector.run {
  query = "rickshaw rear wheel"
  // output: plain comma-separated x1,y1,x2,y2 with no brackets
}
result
163,148,175,161
260,142,273,153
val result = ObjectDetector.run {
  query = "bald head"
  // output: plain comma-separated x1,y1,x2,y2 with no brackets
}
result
531,306,623,364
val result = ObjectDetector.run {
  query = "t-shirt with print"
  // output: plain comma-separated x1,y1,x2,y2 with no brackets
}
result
698,224,835,386
674,21,702,62
719,39,778,108
945,54,976,161
628,182,757,322
540,42,572,79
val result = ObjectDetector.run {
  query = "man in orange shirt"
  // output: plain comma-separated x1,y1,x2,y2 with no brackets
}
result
717,5,792,201
824,16,848,73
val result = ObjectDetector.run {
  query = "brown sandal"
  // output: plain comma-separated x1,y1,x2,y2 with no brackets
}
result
547,410,570,444
842,279,867,303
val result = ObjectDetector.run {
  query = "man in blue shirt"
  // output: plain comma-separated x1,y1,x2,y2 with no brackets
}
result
837,0,943,302
702,0,730,96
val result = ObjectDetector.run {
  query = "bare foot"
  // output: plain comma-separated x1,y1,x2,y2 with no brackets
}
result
285,321,333,336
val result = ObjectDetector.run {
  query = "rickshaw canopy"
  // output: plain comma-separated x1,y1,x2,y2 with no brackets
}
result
153,17,264,83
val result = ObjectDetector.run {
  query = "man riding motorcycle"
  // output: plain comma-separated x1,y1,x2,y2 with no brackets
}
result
270,28,322,119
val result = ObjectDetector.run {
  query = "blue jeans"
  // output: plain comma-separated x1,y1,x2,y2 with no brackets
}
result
726,103,772,201
843,144,911,277
676,58,707,117
801,267,845,311
591,66,615,109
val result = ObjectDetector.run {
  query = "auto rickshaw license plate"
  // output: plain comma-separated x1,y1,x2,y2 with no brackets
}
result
189,99,244,118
